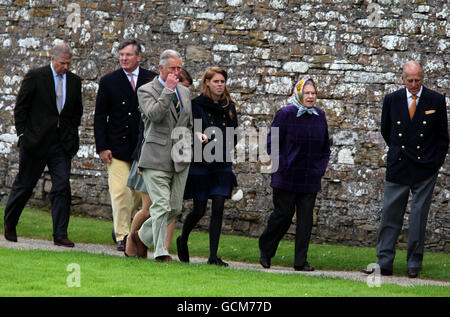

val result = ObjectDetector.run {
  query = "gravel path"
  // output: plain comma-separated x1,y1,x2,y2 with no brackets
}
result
1,235,449,288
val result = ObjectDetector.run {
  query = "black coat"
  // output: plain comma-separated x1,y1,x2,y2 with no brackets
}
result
191,94,238,167
94,67,157,162
381,86,448,185
14,65,83,158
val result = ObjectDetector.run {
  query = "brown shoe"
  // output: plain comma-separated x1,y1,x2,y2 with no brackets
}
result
408,267,421,278
155,255,172,262
130,231,147,259
4,224,17,242
54,236,75,248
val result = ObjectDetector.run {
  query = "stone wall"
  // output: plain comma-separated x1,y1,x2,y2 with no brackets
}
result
0,0,448,251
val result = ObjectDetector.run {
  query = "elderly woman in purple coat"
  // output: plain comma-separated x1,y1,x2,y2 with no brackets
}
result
259,78,330,271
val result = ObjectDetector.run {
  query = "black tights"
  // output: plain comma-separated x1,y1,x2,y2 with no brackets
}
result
180,195,226,259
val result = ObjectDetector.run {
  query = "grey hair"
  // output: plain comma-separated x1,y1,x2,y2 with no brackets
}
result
52,42,72,59
402,61,424,78
159,49,182,68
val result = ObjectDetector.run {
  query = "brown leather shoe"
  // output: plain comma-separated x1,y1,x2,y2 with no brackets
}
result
4,225,17,242
155,255,172,262
54,236,75,248
131,231,147,259
408,267,421,278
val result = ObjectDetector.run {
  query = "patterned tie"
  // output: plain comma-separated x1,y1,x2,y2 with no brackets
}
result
56,75,63,114
173,94,180,114
128,73,136,91
409,95,417,119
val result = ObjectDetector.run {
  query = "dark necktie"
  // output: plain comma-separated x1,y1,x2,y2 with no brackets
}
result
173,94,180,114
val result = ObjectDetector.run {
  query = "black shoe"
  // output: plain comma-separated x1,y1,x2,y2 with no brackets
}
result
176,236,189,263
117,240,125,251
361,267,393,276
123,234,130,257
294,262,315,272
259,257,271,269
208,257,229,267
111,228,117,244
4,224,17,242
54,236,75,248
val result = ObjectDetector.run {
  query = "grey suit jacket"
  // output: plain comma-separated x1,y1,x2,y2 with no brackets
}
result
137,77,193,172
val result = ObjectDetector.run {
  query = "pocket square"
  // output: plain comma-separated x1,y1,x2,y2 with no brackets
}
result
425,110,435,115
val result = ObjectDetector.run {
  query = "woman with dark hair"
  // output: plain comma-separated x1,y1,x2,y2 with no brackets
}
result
177,67,238,266
259,78,330,271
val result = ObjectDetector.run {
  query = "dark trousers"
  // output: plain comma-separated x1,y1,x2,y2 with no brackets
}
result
4,137,72,238
180,196,226,259
376,173,438,271
259,188,317,268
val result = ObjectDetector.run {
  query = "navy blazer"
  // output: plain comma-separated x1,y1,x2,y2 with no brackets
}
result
381,86,448,185
14,65,83,158
94,67,157,162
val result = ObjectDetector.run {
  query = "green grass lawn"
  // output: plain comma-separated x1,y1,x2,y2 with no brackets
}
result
0,248,448,297
0,207,449,297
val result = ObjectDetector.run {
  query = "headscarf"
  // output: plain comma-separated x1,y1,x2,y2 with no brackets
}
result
287,78,319,117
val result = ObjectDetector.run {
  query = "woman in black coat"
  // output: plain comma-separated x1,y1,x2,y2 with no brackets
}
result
177,67,238,266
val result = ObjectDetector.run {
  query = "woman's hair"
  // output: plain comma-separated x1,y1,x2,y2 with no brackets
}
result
201,67,234,106
179,68,193,86
201,67,235,119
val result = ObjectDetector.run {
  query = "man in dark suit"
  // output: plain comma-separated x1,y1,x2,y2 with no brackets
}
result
3,42,83,247
362,61,448,278
94,39,157,251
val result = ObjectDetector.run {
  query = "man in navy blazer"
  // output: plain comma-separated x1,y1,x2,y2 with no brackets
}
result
3,42,83,247
94,39,157,251
363,61,448,278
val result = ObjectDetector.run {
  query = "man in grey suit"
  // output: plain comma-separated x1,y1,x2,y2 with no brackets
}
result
125,50,192,261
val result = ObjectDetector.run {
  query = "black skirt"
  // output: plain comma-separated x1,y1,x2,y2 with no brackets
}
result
183,164,237,201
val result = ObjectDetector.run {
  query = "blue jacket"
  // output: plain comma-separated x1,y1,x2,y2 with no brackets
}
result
94,68,157,162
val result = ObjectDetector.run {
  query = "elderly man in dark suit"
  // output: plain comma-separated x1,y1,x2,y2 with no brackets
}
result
94,39,157,251
362,61,448,278
3,42,83,247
